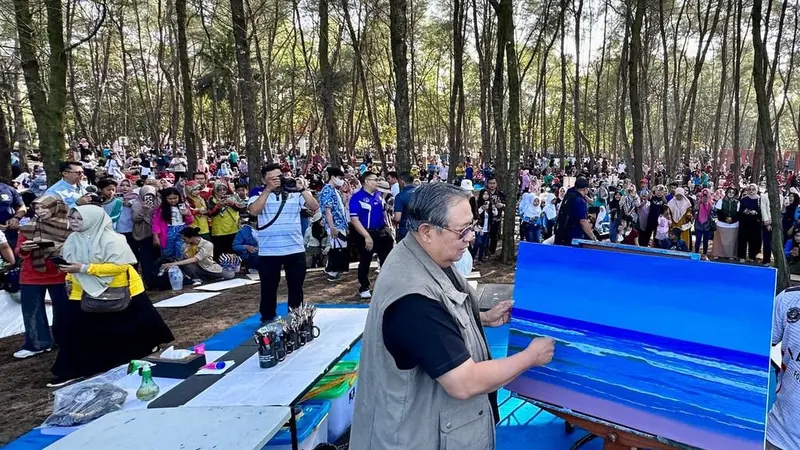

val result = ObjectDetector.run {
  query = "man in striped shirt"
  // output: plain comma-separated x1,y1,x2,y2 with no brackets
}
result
248,163,319,322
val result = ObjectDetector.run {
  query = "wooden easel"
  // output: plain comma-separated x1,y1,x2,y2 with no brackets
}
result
508,394,692,450
546,407,678,450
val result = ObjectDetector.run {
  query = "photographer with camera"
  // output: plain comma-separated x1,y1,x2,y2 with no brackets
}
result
248,163,319,322
44,162,92,209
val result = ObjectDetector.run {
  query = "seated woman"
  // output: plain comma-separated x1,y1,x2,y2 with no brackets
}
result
160,227,235,285
232,215,259,273
52,205,173,388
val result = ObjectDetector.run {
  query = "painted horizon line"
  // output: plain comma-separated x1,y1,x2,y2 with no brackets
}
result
510,308,770,369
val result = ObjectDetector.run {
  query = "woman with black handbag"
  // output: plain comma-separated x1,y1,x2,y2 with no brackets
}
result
50,205,173,388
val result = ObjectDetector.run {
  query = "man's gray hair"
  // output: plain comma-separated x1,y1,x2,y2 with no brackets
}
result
407,183,471,232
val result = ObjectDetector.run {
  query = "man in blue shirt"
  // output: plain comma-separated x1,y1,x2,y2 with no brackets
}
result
350,171,394,299
43,161,90,209
554,177,597,246
0,180,26,249
392,172,416,242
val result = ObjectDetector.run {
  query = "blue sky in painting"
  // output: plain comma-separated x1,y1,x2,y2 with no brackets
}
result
513,243,776,356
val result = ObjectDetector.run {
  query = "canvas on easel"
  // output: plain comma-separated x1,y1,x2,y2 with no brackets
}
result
507,243,776,450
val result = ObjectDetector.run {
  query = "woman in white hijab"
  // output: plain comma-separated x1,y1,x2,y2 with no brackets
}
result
667,187,693,245
542,192,558,238
50,206,173,387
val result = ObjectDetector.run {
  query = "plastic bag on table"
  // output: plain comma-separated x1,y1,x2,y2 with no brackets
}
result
42,367,129,428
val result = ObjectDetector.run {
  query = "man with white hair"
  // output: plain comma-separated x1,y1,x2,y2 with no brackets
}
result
350,182,555,450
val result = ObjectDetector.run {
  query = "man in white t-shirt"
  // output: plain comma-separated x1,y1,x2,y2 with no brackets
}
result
248,163,319,322
767,287,800,450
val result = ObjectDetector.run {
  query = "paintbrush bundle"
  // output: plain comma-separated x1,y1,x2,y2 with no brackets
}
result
254,304,320,369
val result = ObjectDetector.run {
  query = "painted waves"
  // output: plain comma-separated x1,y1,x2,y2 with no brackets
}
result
508,309,770,444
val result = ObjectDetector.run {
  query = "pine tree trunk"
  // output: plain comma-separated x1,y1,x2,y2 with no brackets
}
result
318,0,341,168
389,0,413,172
176,0,198,172
13,0,69,180
711,0,731,176
500,0,521,264
0,108,11,181
230,0,262,183
628,0,645,184
572,0,584,165
751,0,789,292
733,0,743,184
557,1,567,163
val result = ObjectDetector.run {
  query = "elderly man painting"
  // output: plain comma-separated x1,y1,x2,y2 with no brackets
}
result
350,183,555,450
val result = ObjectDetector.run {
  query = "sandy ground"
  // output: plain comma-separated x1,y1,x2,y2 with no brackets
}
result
0,257,515,445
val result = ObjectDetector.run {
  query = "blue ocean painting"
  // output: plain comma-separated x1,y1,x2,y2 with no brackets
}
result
507,243,776,450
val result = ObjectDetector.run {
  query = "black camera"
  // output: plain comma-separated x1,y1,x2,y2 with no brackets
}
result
85,186,104,205
279,175,304,193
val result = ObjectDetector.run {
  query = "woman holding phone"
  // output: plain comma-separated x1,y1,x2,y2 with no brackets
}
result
13,197,72,360
52,206,173,387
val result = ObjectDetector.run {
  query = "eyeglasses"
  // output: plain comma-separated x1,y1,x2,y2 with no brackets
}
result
64,170,83,175
441,220,477,241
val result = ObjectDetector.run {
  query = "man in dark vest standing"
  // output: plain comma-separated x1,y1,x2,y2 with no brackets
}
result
350,183,555,450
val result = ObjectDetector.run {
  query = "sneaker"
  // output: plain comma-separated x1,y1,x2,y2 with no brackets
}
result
13,348,51,359
248,268,259,274
192,279,203,286
375,268,381,274
359,290,372,299
326,272,340,282
46,376,82,388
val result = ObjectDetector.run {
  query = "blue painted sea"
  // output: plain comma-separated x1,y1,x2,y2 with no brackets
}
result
509,308,770,444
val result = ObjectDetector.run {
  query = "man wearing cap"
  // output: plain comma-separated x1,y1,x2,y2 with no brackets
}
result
554,177,597,246
350,171,394,299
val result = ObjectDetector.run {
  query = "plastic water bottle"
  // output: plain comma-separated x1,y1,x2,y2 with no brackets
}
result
168,266,184,291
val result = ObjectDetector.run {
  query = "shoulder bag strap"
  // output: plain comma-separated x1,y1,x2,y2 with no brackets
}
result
256,192,289,231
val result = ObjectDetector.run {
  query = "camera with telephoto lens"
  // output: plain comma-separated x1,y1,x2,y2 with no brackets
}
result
279,175,304,193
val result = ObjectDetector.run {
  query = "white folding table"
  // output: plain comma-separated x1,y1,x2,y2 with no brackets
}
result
44,406,291,450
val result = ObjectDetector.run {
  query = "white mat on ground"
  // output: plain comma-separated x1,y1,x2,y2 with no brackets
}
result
154,292,220,308
247,261,380,281
43,406,291,450
40,350,227,437
186,308,368,407
0,290,53,339
195,278,258,292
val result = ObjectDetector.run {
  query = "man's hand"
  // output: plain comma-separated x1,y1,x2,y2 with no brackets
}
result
295,177,308,191
791,248,798,257
766,224,772,232
481,300,513,327
20,241,39,252
264,172,281,192
58,263,83,273
523,337,555,366
330,228,339,239
726,218,732,223
76,195,93,206
246,245,258,253
160,262,174,271
6,218,20,230
153,235,161,247
364,235,374,251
